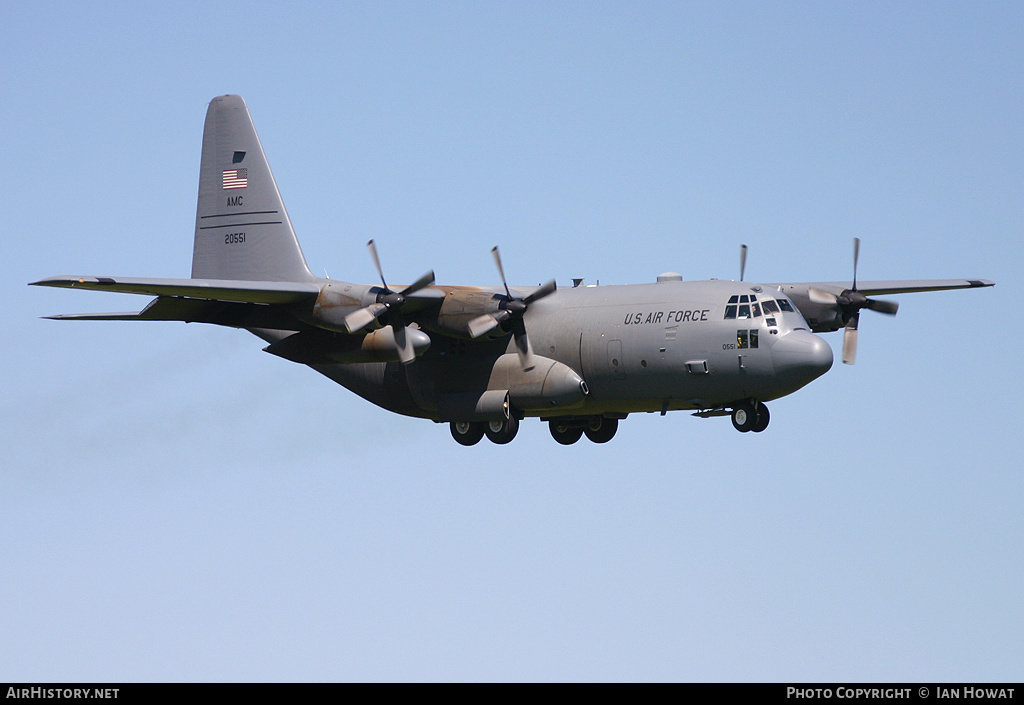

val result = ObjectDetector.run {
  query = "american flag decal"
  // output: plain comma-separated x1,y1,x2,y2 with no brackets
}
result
222,168,248,189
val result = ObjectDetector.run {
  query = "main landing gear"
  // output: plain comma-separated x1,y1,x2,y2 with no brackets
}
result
731,401,770,433
549,416,618,445
449,416,520,446
449,415,620,445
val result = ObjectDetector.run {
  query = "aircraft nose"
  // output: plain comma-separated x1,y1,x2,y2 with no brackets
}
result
772,330,833,386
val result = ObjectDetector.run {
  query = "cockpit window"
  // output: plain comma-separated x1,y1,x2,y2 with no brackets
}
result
726,295,796,320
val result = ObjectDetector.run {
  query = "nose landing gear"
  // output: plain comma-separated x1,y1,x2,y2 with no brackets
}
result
731,401,770,433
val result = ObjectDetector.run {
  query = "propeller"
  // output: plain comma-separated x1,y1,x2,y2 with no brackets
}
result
740,244,748,282
807,238,899,364
468,246,557,371
343,239,435,364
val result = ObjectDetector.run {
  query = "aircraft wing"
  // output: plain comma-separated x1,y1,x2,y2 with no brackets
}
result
41,295,311,330
767,278,995,297
30,275,321,304
31,275,445,334
767,278,994,335
32,275,323,331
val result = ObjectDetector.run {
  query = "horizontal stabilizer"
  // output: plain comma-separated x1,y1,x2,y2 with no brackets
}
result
30,275,320,305
43,311,153,321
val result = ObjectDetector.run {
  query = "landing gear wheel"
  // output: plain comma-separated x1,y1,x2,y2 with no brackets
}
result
450,421,485,446
549,421,584,445
751,402,770,433
584,417,618,443
485,415,519,444
731,402,757,433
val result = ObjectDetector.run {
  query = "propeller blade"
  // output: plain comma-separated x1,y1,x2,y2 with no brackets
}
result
523,279,557,305
468,310,512,339
366,239,388,291
344,302,388,334
468,313,500,339
842,311,860,365
393,324,417,364
491,246,512,299
740,244,748,282
866,298,899,315
511,319,535,371
400,269,435,296
808,288,839,305
852,237,860,291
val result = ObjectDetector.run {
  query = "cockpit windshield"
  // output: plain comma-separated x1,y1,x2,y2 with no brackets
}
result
724,294,797,320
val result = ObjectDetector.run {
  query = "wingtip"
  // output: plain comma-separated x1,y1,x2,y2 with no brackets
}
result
28,276,118,288
28,276,69,287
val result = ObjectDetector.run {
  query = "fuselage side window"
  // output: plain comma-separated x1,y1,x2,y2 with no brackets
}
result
737,329,759,349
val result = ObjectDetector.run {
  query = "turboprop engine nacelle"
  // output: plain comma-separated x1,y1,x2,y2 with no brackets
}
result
310,282,382,334
433,289,507,339
264,325,430,365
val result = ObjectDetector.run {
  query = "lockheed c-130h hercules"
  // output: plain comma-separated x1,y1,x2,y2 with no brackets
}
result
32,95,994,446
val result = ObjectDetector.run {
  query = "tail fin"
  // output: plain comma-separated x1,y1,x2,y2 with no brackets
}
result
191,95,316,282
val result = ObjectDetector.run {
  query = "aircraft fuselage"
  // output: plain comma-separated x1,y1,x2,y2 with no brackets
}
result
304,277,833,423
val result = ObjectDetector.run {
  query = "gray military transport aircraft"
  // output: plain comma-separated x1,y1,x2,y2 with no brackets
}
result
33,95,994,445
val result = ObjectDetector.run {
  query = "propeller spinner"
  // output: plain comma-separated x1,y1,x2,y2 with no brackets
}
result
807,238,899,364
467,246,556,371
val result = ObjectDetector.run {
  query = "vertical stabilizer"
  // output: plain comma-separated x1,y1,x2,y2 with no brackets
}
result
192,95,316,282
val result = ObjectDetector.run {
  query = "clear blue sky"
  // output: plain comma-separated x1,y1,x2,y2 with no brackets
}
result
2,1,1020,681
